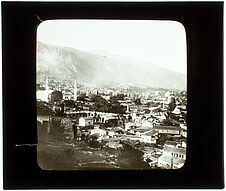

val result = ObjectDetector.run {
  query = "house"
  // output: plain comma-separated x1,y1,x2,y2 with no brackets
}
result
172,107,181,115
134,126,153,133
105,141,123,149
124,122,135,131
79,117,94,127
181,139,187,148
180,123,187,130
140,131,157,144
82,106,90,111
90,126,107,137
154,126,181,135
37,103,55,135
158,145,186,169
140,135,156,144
105,118,121,127
63,92,74,100
37,102,54,124
122,135,141,142
164,140,181,148
37,114,51,124
169,119,182,126
180,129,187,138
107,130,117,137
141,121,153,128
113,127,126,134
142,148,159,167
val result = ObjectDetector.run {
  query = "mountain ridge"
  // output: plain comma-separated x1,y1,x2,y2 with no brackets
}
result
37,41,186,90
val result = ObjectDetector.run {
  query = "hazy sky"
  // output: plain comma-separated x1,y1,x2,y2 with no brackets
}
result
37,20,187,74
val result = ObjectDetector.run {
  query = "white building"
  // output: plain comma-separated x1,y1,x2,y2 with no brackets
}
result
158,145,186,169
154,126,181,135
36,79,52,102
125,122,134,131
90,127,107,137
79,117,94,127
140,135,156,144
172,107,181,115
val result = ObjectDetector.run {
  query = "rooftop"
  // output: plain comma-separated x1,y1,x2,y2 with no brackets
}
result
154,126,181,131
158,155,185,166
165,140,179,147
80,117,94,120
163,146,186,155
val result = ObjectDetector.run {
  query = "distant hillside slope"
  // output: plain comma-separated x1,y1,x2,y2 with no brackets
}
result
37,41,186,90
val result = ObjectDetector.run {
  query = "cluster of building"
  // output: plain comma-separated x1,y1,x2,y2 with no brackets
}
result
37,78,187,169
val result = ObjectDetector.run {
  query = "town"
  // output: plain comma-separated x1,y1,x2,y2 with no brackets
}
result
37,77,187,170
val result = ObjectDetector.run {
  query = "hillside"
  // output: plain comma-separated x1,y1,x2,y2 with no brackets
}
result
37,41,186,90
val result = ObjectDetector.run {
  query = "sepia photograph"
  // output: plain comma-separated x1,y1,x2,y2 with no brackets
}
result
36,20,187,170
3,2,223,189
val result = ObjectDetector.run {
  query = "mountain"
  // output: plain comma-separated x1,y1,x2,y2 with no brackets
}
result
37,41,186,90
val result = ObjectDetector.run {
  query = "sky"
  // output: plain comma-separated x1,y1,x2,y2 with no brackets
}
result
37,20,187,74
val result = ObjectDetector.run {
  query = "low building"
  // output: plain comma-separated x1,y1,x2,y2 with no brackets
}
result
37,103,55,135
154,126,181,135
180,123,187,130
164,140,181,148
179,139,187,148
172,107,181,115
90,126,107,137
63,93,74,100
79,117,94,127
105,141,123,149
122,135,141,142
158,145,186,169
107,130,117,137
180,129,187,138
37,89,52,102
125,122,135,131
140,135,156,144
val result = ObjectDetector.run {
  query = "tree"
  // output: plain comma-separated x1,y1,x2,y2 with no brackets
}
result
156,134,168,146
88,134,100,148
134,98,141,105
117,144,150,169
49,118,65,142
128,115,132,122
163,97,176,124
50,90,63,102
168,97,176,112
162,117,173,126
64,100,75,108
54,103,65,116
77,94,87,102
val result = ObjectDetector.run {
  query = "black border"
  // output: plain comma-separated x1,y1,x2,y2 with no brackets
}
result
2,2,224,189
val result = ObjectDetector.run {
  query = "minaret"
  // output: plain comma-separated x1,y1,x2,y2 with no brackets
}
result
126,104,130,113
45,78,49,102
74,79,77,101
45,78,49,92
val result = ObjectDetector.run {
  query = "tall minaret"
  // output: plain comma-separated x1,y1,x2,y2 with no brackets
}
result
45,78,49,102
126,104,130,113
45,78,49,92
74,79,77,101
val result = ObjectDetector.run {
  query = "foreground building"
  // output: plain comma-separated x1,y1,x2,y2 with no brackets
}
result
158,143,186,169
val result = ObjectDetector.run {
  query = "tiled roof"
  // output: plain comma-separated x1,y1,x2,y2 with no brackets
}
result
136,126,152,131
163,146,186,155
154,126,181,131
165,140,178,146
158,155,185,165
37,105,54,115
